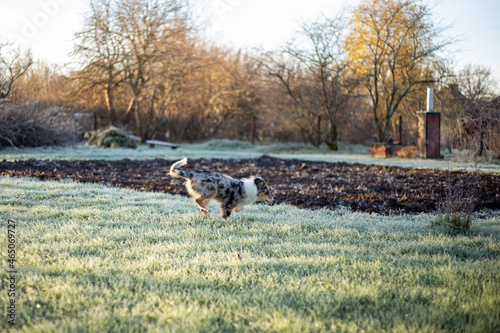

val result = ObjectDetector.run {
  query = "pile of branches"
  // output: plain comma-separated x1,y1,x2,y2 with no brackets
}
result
0,100,79,148
85,127,137,148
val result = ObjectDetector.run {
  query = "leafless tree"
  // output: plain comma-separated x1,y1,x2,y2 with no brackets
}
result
346,0,454,143
265,13,359,150
73,0,193,141
0,41,33,99
451,64,497,101
73,0,123,124
436,64,499,158
114,0,191,141
181,47,263,140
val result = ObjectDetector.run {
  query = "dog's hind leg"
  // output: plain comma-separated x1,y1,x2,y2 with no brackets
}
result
195,197,212,218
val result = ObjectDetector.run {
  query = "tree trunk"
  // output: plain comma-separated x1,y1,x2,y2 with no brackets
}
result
384,117,391,142
104,85,117,125
376,120,385,143
325,141,338,151
325,122,338,151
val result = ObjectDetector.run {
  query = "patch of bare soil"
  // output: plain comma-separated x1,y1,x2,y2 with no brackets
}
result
1,156,499,214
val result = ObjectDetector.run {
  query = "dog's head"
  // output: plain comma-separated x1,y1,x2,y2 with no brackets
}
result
253,176,274,205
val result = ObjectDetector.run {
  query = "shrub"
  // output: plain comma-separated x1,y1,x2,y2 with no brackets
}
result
85,127,137,148
430,213,472,235
430,167,478,235
0,100,79,148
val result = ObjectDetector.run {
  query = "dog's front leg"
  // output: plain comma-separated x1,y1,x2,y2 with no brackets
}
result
233,204,244,213
221,202,236,219
221,207,231,219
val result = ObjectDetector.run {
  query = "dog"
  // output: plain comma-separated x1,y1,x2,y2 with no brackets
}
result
169,158,274,219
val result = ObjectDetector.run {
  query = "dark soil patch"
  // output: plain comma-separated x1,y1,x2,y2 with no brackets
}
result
1,156,499,214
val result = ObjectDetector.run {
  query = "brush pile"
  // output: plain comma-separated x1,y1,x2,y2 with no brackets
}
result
0,100,78,148
85,127,137,149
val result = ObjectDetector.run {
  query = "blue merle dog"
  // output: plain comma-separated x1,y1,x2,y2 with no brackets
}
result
169,158,274,219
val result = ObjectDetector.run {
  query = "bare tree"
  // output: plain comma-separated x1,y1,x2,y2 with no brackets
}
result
114,0,190,141
181,47,262,140
450,65,499,157
0,41,33,99
10,60,76,108
346,0,454,142
73,0,123,124
266,14,359,150
73,0,193,141
452,64,497,101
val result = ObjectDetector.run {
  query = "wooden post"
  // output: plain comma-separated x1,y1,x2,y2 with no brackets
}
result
399,115,403,145
251,115,256,144
417,111,441,158
478,130,484,156
189,115,195,143
94,113,102,131
316,115,321,147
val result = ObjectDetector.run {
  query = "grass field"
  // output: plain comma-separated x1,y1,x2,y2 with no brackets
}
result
1,140,499,174
1,176,499,332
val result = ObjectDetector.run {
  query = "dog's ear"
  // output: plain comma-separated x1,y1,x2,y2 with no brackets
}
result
254,177,265,188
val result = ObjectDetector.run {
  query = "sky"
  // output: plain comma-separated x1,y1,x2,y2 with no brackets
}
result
0,0,499,90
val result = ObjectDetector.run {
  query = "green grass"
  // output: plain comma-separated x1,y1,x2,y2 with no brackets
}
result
1,140,499,174
1,176,499,332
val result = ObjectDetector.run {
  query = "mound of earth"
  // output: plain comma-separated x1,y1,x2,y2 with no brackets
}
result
1,156,499,214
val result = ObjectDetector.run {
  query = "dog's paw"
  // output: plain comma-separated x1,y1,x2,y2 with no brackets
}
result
201,210,212,219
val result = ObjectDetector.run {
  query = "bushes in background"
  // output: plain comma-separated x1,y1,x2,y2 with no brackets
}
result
0,100,79,148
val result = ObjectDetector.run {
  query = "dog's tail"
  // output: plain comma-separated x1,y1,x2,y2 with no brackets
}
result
169,157,190,179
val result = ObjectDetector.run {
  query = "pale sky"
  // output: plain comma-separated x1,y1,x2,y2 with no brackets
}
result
1,0,499,89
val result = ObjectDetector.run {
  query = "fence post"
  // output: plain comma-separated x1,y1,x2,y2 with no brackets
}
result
316,115,321,147
399,115,403,145
251,115,256,144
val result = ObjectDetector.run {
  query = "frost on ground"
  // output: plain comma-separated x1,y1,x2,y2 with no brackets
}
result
1,156,499,214
0,177,499,332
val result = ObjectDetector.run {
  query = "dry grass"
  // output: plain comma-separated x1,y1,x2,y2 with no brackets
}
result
431,166,479,235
